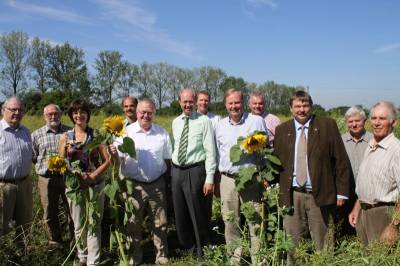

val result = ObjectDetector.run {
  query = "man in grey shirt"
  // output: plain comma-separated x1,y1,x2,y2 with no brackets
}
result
340,106,372,235
341,106,372,179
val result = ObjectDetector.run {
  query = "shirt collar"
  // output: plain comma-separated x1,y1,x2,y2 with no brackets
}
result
181,111,200,120
132,121,154,134
294,117,311,131
45,123,64,133
369,132,395,150
344,130,368,142
229,112,247,125
0,119,20,131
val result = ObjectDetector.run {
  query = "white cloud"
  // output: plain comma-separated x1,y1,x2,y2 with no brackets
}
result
375,43,400,53
247,0,277,8
92,0,202,60
7,0,92,25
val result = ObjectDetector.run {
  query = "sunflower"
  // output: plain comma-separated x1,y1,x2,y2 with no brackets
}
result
241,132,268,154
103,115,125,136
48,155,67,175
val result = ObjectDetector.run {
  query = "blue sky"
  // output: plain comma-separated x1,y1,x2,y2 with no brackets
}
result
1,0,399,108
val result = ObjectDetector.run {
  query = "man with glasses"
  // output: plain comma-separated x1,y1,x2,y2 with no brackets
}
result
110,98,172,265
32,104,72,249
0,97,32,252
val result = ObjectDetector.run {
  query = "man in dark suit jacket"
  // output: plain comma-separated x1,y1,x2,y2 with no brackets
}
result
273,90,351,264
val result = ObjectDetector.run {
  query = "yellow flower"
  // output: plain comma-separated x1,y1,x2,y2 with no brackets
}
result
103,115,125,136
48,155,67,175
241,132,268,154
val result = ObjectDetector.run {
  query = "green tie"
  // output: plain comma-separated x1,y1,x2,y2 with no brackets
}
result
178,116,189,165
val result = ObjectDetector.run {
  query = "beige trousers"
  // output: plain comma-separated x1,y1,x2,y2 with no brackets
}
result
38,175,72,242
0,176,32,241
220,174,263,265
126,177,168,264
68,181,105,266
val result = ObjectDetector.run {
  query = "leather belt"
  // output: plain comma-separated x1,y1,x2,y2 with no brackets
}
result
220,172,237,178
360,201,395,210
0,175,28,184
293,187,313,194
172,161,204,170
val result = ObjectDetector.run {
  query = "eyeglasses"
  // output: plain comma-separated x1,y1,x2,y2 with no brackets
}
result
5,107,23,114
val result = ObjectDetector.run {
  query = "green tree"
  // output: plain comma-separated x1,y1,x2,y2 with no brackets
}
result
199,66,226,102
149,62,173,108
47,42,89,98
0,31,30,96
29,37,51,93
93,50,126,105
133,62,153,98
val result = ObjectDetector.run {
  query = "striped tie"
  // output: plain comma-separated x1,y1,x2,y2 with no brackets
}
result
178,116,189,165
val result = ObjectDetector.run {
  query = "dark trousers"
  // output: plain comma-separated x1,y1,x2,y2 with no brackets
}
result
171,163,212,257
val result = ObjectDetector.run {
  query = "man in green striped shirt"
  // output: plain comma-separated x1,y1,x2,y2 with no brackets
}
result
171,88,217,259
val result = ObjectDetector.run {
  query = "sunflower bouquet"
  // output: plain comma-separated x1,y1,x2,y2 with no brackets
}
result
229,131,281,191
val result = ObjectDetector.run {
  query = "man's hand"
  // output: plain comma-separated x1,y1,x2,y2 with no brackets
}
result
203,183,214,196
337,199,346,207
108,144,118,156
348,200,361,228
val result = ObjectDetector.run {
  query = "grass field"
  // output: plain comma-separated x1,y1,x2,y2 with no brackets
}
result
1,114,400,265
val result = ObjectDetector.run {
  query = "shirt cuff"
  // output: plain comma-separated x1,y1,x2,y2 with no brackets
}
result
337,194,348,200
205,173,214,184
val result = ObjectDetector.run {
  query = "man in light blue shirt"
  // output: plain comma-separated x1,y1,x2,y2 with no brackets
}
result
0,97,32,249
215,88,267,265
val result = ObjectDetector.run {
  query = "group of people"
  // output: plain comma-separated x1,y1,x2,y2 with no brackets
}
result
0,88,399,266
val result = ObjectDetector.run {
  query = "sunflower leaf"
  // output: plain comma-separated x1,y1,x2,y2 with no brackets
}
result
230,144,242,164
235,166,257,191
118,137,136,158
266,154,281,166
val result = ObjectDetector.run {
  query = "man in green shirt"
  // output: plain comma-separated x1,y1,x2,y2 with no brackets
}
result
171,88,217,258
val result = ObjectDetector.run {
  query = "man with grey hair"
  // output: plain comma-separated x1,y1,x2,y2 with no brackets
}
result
110,98,171,265
349,101,400,245
342,106,372,180
248,91,280,145
0,97,32,250
32,104,72,249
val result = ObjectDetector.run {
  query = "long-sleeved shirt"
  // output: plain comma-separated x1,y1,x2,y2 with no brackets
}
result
172,112,217,184
0,119,32,180
356,133,400,204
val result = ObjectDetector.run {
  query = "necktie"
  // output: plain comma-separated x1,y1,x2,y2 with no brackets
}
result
296,126,307,186
178,116,189,165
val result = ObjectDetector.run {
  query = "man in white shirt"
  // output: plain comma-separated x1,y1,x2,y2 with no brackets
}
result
196,90,221,130
110,98,172,265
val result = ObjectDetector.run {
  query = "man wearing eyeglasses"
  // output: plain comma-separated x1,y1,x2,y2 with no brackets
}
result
31,104,72,249
0,96,32,251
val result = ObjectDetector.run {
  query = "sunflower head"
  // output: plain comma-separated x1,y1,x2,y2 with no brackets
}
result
103,115,125,136
48,155,67,175
241,132,268,154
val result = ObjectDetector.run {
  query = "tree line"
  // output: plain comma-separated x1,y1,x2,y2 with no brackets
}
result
1,31,310,115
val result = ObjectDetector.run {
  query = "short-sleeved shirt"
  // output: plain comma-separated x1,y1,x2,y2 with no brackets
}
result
117,122,172,183
263,112,281,144
32,123,71,176
341,131,372,180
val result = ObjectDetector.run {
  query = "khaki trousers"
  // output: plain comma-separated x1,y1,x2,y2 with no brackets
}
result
220,174,263,265
68,181,105,266
283,191,335,265
38,175,72,242
126,177,168,264
356,205,393,246
0,176,32,241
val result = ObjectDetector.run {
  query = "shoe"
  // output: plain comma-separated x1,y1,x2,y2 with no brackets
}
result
155,257,169,265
